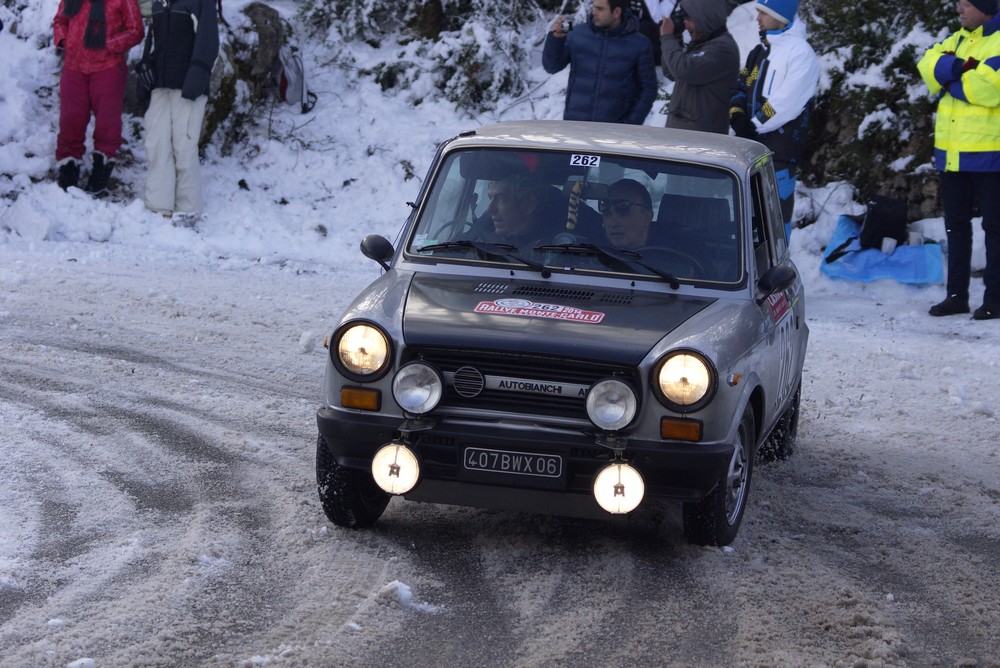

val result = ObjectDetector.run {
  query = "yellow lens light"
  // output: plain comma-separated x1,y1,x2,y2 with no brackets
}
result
340,387,381,411
660,417,703,441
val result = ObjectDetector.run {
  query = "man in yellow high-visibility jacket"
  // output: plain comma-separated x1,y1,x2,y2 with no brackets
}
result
918,0,1000,320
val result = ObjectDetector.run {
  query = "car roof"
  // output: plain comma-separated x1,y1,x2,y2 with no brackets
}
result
445,120,771,173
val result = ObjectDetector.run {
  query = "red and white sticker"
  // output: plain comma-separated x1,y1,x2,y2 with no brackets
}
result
474,298,606,323
766,292,789,321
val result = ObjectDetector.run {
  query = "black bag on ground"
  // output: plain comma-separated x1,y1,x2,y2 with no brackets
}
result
858,195,908,249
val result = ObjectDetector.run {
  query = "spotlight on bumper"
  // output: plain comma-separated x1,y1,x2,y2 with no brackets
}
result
371,442,420,494
593,462,645,514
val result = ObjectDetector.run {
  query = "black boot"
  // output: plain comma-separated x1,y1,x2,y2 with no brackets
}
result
929,295,970,317
57,159,80,190
85,153,116,197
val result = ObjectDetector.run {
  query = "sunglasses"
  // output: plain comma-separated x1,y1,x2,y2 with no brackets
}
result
599,199,647,216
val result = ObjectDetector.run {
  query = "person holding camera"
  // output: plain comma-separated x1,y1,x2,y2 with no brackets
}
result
729,0,819,240
543,0,657,125
52,0,144,193
917,0,1000,320
660,0,739,134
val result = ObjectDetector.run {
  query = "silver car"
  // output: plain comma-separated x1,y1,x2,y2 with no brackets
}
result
316,120,807,546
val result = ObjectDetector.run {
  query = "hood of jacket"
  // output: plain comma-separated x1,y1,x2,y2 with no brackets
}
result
683,0,728,37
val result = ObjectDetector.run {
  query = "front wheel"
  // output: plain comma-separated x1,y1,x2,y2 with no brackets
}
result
682,404,756,546
759,380,801,463
316,435,390,528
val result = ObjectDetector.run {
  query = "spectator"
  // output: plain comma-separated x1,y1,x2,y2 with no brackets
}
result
660,0,739,134
601,178,654,249
917,0,1000,320
52,0,144,194
142,0,219,222
729,0,819,240
543,0,658,125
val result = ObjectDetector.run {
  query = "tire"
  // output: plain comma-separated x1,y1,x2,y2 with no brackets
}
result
316,435,390,528
758,380,801,463
682,404,756,546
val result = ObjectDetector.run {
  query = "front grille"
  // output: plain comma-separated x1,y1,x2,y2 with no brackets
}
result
404,347,637,420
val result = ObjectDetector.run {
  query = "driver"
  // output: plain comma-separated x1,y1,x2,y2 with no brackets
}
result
484,174,550,247
600,178,654,249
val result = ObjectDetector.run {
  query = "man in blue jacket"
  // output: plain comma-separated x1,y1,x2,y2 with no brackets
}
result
543,0,658,125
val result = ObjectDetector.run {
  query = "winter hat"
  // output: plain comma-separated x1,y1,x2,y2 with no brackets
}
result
969,0,997,15
755,0,799,24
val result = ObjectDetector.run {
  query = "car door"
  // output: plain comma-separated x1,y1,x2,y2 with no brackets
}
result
749,165,803,424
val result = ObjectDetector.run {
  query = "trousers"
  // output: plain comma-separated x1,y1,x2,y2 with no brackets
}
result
941,171,1000,306
143,88,208,214
57,63,128,161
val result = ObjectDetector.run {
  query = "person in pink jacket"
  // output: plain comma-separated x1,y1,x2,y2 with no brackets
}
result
53,0,144,194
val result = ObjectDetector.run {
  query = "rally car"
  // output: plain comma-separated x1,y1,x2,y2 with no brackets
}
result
315,120,807,546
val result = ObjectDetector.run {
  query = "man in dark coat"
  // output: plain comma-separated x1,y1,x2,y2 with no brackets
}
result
543,0,658,125
660,0,739,134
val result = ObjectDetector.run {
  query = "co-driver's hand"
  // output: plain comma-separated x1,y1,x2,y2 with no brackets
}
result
551,17,568,38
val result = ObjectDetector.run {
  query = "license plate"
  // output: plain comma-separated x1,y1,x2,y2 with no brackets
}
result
463,447,562,478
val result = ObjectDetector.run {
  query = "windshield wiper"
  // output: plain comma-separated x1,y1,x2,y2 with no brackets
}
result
535,243,680,289
417,240,551,278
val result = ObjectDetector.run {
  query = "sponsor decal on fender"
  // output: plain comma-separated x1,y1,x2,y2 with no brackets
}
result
474,298,606,323
767,292,789,321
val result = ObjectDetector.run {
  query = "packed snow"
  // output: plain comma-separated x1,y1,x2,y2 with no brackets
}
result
1,1,998,665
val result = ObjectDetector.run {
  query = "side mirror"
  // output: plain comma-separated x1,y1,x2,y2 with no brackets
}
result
360,234,394,271
756,264,796,304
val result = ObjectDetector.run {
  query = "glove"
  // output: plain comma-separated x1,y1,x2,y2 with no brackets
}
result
962,57,980,73
134,58,156,90
730,113,758,139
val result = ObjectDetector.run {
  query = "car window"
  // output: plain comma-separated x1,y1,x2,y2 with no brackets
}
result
750,166,788,275
407,148,743,286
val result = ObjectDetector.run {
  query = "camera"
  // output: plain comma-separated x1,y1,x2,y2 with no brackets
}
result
670,2,687,23
670,2,687,35
563,17,574,31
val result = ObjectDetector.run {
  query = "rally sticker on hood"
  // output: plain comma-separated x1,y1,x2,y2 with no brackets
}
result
474,298,606,323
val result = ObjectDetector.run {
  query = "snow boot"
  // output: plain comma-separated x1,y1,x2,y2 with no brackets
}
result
85,152,116,197
57,158,80,190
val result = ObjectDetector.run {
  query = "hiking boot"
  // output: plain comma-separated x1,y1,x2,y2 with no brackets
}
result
57,159,80,190
972,303,999,320
928,295,969,317
85,152,116,197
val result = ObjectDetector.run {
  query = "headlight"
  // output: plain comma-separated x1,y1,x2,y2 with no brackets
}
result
655,351,716,411
586,378,637,431
334,323,390,380
392,362,443,415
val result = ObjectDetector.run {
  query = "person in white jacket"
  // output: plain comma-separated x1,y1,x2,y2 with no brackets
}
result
729,0,819,239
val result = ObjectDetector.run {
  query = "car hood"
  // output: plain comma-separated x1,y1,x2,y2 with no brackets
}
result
402,274,716,365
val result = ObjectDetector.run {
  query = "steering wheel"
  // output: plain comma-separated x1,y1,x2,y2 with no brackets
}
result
431,218,473,239
636,246,708,277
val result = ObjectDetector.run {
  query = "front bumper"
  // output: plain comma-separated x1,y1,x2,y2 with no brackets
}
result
316,406,733,509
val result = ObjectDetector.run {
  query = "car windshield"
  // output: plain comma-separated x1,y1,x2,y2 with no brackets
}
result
407,147,743,285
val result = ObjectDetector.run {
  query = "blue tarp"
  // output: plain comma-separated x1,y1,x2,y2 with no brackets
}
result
820,215,944,285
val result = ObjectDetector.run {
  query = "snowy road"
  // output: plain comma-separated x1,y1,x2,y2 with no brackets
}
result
2,244,999,667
